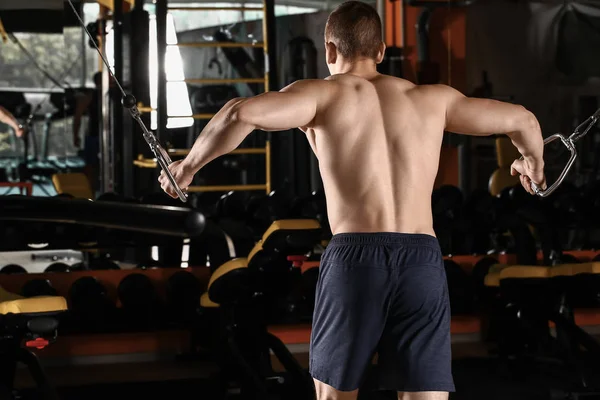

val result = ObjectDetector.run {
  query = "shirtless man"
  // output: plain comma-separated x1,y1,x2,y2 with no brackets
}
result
159,2,546,399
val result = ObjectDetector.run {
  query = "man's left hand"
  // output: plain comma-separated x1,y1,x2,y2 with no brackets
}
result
158,160,194,199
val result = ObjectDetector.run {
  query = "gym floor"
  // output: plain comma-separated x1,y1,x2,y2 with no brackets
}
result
13,340,600,400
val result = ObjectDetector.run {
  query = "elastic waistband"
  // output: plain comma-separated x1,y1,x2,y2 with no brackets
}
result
328,232,439,248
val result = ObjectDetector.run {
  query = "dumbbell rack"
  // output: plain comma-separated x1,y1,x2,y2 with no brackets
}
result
134,1,272,194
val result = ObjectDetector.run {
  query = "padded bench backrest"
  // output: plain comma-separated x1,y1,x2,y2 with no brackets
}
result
52,173,94,200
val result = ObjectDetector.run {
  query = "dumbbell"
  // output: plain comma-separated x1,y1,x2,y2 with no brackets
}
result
69,276,118,333
89,258,120,270
463,190,499,254
136,260,166,270
117,273,163,331
246,191,291,236
549,251,581,266
140,191,185,207
215,191,250,221
54,193,75,199
96,192,124,202
24,222,53,249
69,262,86,271
558,253,581,264
21,278,58,297
290,190,331,239
1,221,26,250
444,259,474,315
166,270,202,325
0,264,27,274
45,262,71,273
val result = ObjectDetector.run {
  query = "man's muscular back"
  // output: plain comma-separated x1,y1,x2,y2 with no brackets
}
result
304,74,445,236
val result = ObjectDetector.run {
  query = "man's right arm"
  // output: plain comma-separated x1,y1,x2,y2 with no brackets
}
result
439,85,545,191
0,106,24,137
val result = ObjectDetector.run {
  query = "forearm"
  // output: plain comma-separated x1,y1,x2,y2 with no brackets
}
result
181,98,255,174
0,106,20,132
506,111,545,169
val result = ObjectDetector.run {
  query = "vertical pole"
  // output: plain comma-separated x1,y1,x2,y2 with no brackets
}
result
100,17,113,194
156,0,168,144
130,0,150,198
113,0,124,195
263,0,278,192
264,0,277,93
81,17,87,88
458,140,470,194
262,0,270,93
265,140,271,194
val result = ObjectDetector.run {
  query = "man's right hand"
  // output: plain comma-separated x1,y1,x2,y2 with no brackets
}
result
510,158,546,195
15,125,25,138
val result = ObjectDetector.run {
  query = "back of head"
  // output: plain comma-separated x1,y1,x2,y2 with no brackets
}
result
325,1,383,60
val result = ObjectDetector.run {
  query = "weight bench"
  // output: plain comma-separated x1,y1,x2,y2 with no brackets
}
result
199,219,321,400
0,286,67,400
484,263,600,397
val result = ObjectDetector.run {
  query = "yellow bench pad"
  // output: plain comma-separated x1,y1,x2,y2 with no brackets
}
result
200,292,219,308
550,263,600,277
248,219,321,262
0,297,67,315
484,265,550,287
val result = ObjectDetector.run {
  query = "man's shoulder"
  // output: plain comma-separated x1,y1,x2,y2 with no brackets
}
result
406,83,448,94
283,78,335,92
404,84,459,105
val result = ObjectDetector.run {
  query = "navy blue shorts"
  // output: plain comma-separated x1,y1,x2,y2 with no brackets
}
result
309,233,455,393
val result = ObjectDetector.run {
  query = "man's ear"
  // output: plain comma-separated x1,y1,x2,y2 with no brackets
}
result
325,41,337,65
375,42,386,64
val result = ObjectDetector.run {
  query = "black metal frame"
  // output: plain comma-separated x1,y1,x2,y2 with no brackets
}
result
156,0,168,145
0,313,62,400
113,0,125,195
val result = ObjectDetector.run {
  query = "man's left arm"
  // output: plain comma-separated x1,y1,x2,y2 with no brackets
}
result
180,79,323,175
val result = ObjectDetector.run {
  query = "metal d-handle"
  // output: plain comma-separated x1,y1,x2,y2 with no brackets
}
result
530,133,577,198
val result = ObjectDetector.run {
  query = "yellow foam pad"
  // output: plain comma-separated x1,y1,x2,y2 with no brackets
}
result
483,264,509,288
248,242,263,262
208,258,248,288
488,168,520,197
200,292,219,308
248,219,321,263
550,262,600,278
499,266,551,281
51,172,94,200
484,274,500,288
259,219,321,242
0,297,67,315
496,136,521,168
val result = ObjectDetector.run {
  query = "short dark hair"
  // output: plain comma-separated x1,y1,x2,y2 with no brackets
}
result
325,1,383,60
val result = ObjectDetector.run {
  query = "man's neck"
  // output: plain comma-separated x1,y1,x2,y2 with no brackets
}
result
336,58,379,79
